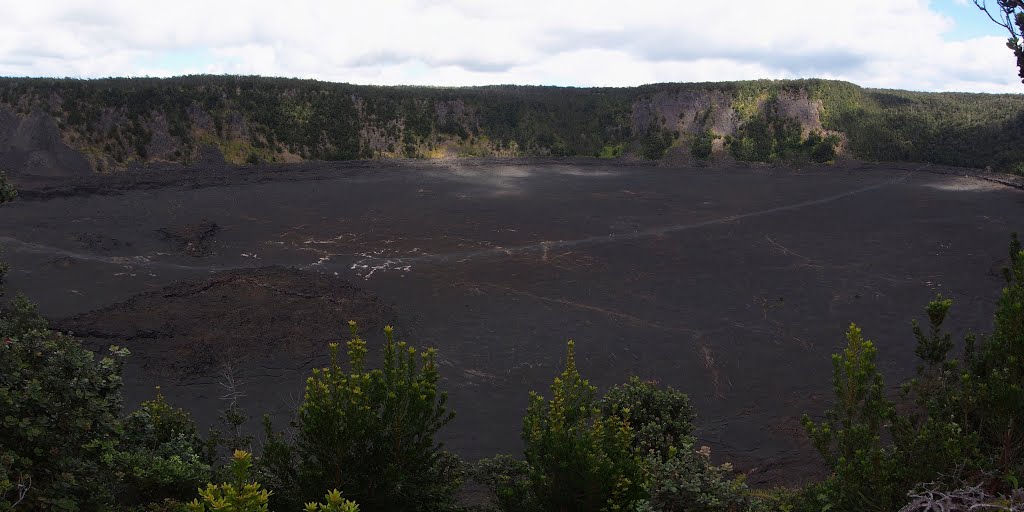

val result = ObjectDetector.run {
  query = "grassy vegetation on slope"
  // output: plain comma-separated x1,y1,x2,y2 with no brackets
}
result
806,80,1024,170
0,76,1021,171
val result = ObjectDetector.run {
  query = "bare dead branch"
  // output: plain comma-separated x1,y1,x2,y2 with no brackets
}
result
899,483,1023,512
217,361,246,407
973,0,1023,37
7,474,32,510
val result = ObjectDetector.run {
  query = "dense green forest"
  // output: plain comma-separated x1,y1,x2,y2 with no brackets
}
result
1,76,1023,172
1,173,1023,511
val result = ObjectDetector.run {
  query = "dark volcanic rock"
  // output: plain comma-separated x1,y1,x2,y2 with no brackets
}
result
193,143,227,170
0,107,92,177
58,266,399,373
157,220,220,257
74,232,130,253
55,266,403,438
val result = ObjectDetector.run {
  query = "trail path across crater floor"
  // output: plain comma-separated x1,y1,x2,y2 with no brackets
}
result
1,161,1019,485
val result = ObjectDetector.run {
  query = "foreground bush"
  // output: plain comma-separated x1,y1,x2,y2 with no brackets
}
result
117,389,213,506
188,450,361,512
263,322,458,511
962,235,1024,481
522,341,646,512
472,455,535,512
0,299,128,510
484,348,749,512
603,378,748,512
888,297,983,494
0,293,49,338
637,446,749,512
600,377,696,458
187,450,272,512
802,236,1024,511
802,323,900,511
303,489,361,512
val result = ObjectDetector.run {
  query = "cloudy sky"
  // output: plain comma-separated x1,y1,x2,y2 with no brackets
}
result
1,0,1021,93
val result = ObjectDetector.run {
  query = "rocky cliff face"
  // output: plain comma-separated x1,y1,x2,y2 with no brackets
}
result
632,89,741,137
0,77,1021,175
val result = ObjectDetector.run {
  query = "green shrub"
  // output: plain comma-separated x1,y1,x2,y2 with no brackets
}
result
116,389,213,506
602,378,748,512
472,454,535,512
0,172,15,204
887,236,1024,491
600,377,696,458
641,124,675,160
303,489,360,512
481,376,747,512
801,237,1024,511
810,135,839,163
728,107,809,163
746,484,840,512
522,341,645,512
728,117,774,162
256,416,301,511
0,293,49,338
0,257,7,292
962,234,1024,483
0,301,128,510
289,322,458,511
889,297,983,490
636,446,749,512
691,131,715,159
122,389,207,458
187,450,271,512
802,324,901,511
599,143,625,159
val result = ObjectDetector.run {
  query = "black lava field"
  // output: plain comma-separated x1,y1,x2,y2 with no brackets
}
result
2,160,1021,485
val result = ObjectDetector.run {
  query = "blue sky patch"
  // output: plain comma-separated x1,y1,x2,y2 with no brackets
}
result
934,0,1012,40
142,48,214,74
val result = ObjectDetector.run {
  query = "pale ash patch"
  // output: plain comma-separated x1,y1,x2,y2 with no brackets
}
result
923,176,1006,192
349,247,422,279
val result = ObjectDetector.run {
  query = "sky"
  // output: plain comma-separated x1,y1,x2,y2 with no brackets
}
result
1,0,1021,93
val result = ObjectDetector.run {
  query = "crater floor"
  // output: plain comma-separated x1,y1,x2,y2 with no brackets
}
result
2,160,1020,485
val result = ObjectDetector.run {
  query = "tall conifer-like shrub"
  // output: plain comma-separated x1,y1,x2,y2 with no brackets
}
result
293,322,457,511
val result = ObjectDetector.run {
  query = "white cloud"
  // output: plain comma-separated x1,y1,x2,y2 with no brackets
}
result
0,0,1020,92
